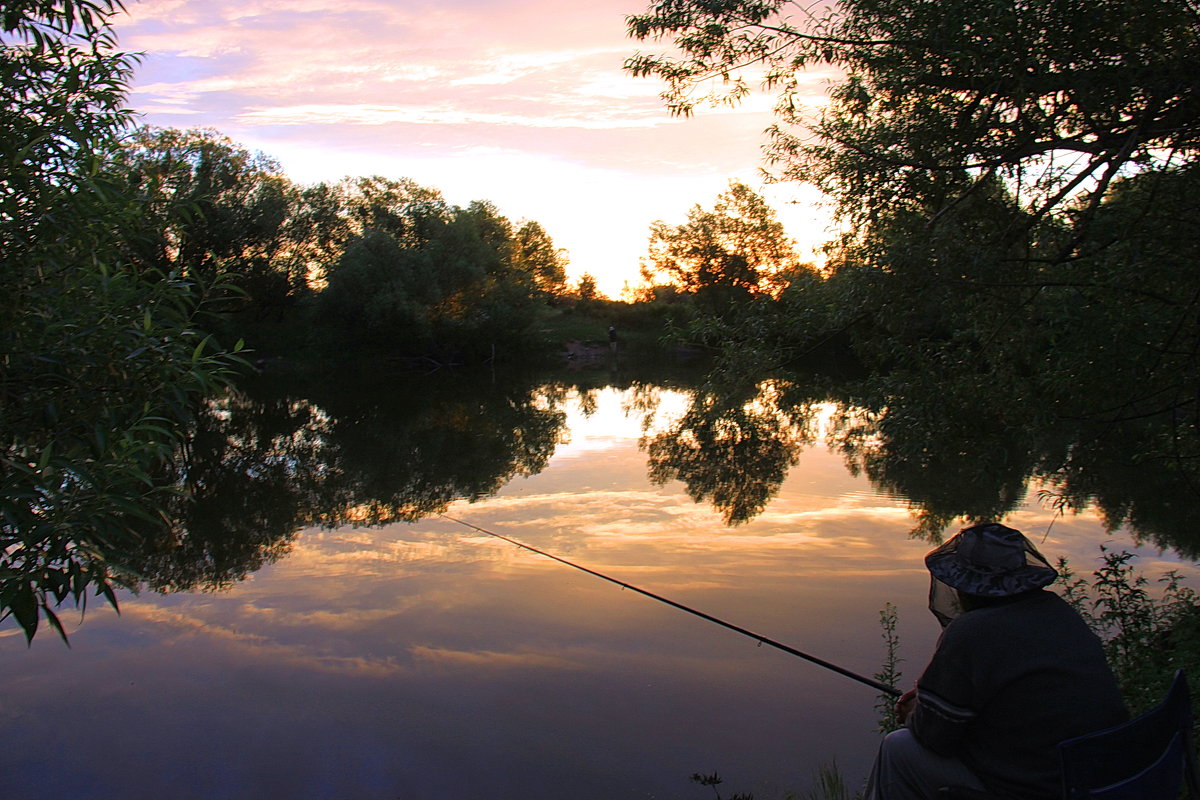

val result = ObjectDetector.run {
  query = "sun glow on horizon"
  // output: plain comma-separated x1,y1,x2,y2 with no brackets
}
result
116,0,836,298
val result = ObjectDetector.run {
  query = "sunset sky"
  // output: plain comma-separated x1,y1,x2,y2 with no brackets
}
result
114,0,838,296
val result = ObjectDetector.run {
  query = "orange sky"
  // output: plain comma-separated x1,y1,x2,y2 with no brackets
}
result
115,0,838,296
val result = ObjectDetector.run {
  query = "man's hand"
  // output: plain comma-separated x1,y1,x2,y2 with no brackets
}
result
895,686,918,725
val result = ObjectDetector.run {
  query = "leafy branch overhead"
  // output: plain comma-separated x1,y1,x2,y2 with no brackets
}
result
626,0,1200,438
1,1,245,643
627,0,1199,228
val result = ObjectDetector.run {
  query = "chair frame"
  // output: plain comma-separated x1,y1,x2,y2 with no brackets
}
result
1057,669,1199,800
939,670,1199,800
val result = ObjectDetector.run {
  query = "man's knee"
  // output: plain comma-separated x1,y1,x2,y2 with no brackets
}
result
872,728,984,799
879,728,922,766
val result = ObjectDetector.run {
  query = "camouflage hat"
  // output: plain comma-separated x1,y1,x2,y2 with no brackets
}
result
925,523,1058,597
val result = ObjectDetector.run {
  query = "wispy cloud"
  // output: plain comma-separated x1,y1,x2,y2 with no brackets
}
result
235,102,674,130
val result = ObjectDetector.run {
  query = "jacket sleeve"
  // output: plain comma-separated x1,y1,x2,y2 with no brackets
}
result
907,622,979,757
908,686,977,756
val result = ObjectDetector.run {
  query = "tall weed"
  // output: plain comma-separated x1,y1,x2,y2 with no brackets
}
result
873,602,904,733
1058,547,1200,717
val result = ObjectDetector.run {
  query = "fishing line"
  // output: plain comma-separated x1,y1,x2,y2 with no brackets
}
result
439,514,901,697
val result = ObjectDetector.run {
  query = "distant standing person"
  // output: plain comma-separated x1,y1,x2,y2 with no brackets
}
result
608,325,618,352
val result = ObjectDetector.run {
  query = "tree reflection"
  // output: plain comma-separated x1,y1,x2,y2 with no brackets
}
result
823,378,1200,552
1043,419,1200,559
643,382,818,524
827,390,1047,542
161,369,1197,568
114,388,340,593
303,370,567,525
9,362,1197,642
109,369,569,596
638,373,1199,553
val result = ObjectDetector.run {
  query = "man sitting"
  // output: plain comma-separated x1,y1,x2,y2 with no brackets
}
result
864,523,1128,799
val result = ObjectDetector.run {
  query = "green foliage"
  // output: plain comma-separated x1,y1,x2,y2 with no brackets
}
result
793,762,859,800
1,1,243,643
575,272,601,304
319,229,437,346
99,148,571,364
678,267,857,379
629,0,1198,219
312,178,553,363
642,181,808,317
1,0,136,235
627,0,1200,450
109,127,307,319
1058,549,1200,718
513,219,569,300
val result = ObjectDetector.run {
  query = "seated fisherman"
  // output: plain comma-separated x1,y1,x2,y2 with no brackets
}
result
864,522,1128,800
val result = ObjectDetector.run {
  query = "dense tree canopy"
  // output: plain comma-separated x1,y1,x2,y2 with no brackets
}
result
641,180,804,308
102,137,574,365
513,220,570,299
627,0,1198,218
315,180,560,362
111,127,305,317
627,0,1200,423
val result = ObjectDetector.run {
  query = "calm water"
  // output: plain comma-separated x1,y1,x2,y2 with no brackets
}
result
2,374,1195,799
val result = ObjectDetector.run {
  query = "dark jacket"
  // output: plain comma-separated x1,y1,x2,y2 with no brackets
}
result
908,590,1127,799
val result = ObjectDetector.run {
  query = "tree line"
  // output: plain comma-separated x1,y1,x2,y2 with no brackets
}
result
112,127,580,364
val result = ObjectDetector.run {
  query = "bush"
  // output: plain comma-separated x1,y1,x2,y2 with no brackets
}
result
1058,547,1200,718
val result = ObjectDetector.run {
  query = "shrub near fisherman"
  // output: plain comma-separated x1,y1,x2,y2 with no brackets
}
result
864,523,1128,800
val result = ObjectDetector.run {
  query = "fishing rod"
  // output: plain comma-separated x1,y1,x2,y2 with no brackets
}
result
439,514,901,697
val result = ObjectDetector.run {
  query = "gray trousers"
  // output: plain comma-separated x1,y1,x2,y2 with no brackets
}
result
862,728,987,800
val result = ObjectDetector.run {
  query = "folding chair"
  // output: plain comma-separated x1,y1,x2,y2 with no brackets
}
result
1058,669,1199,799
939,669,1198,800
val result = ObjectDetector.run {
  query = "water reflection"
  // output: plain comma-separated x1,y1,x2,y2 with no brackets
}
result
827,400,1044,543
636,374,1199,553
95,365,1200,599
2,375,1197,800
304,371,568,525
643,381,818,524
118,390,335,592
114,371,572,594
820,385,1200,554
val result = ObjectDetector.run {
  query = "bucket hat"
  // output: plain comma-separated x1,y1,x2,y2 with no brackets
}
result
925,522,1058,597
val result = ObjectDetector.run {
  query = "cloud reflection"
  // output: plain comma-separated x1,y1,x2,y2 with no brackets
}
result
3,386,1196,800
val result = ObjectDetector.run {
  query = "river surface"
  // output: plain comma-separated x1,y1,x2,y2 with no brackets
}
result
2,373,1195,799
